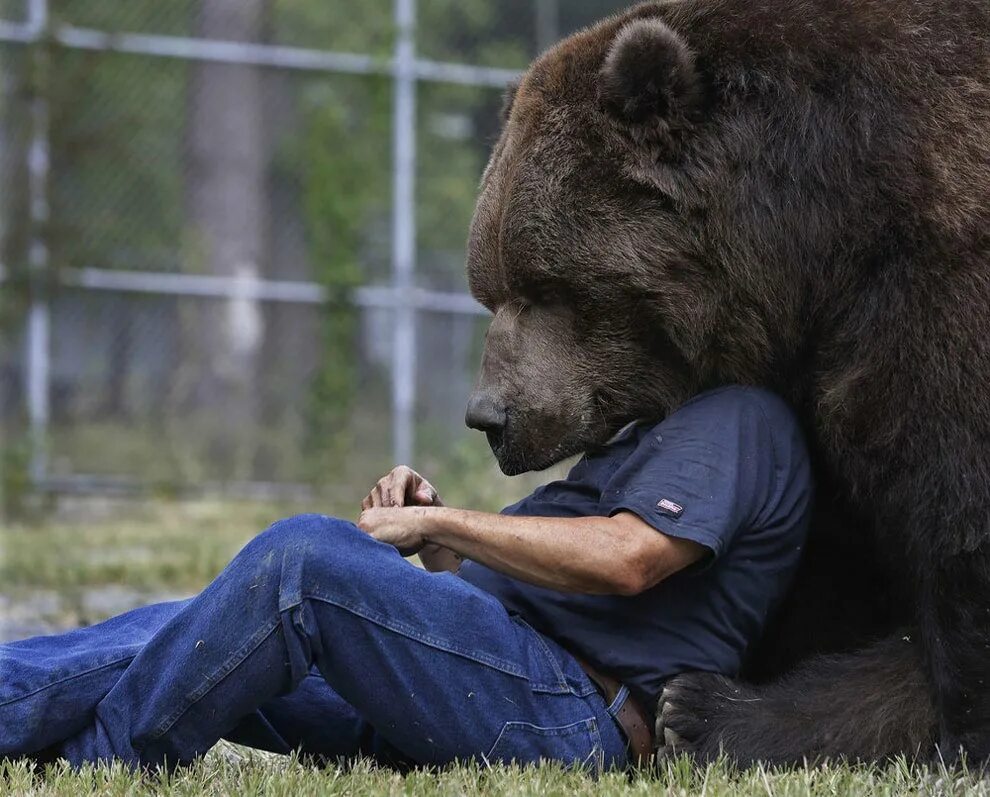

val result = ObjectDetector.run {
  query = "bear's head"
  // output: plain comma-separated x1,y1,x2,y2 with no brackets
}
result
466,5,765,475
464,0,924,474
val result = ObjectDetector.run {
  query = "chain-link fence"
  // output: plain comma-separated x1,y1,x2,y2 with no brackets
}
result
0,0,631,504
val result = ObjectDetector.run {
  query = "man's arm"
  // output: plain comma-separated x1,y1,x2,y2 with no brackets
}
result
358,506,706,596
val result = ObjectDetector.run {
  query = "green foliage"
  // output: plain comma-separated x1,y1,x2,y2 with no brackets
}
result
46,47,186,272
274,0,395,54
418,0,533,69
280,1,521,480
0,44,30,332
416,82,504,290
289,73,392,481
0,435,32,521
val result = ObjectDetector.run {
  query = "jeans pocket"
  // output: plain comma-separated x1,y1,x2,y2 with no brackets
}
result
484,717,603,770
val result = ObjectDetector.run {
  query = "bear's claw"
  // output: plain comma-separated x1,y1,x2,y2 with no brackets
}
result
655,672,749,759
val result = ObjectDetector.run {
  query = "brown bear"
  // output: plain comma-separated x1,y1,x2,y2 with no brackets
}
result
463,0,990,765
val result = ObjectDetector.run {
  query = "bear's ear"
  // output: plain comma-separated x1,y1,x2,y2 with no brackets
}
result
500,80,520,123
599,18,701,127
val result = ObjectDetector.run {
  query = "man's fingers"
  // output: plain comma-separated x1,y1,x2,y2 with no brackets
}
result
388,472,411,507
368,466,436,509
413,487,436,505
357,509,380,536
396,468,425,507
360,495,371,511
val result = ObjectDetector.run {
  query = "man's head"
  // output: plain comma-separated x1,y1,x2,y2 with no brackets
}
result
464,7,713,475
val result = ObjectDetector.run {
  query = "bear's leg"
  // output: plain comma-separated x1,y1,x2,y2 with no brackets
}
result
922,545,990,762
656,634,935,765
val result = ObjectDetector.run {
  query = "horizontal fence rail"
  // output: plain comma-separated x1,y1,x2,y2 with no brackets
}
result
0,20,522,86
6,267,488,316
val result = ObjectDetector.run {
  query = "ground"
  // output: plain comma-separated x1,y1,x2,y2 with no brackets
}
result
5,753,989,797
2,501,987,795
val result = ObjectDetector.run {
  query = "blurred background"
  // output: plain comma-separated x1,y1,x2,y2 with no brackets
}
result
0,0,629,638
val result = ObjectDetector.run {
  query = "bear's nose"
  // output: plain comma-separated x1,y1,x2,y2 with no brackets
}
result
465,392,507,434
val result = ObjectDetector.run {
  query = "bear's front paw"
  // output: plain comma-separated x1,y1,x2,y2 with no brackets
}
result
656,672,752,761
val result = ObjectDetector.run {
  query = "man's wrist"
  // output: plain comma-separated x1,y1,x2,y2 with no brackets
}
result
418,506,468,548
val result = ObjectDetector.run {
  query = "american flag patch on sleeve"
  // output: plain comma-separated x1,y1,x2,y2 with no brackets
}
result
656,498,684,519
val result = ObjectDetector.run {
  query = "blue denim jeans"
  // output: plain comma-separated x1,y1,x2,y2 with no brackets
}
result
0,515,628,771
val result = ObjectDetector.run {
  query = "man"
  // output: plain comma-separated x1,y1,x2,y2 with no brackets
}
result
0,386,810,772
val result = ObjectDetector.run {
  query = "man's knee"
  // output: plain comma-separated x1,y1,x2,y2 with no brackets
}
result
236,514,359,573
255,514,360,555
232,514,385,600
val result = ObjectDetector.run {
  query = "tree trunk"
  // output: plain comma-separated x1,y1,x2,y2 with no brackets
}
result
181,0,271,480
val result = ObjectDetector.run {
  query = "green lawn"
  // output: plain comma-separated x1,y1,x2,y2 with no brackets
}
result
3,753,987,796
1,501,985,795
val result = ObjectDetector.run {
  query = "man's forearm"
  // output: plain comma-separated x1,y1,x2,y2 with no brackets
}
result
421,507,689,595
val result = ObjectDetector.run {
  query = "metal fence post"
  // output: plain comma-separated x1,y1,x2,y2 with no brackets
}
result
24,0,50,487
391,0,417,466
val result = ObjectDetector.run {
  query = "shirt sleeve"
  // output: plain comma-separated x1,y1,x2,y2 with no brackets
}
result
600,388,782,560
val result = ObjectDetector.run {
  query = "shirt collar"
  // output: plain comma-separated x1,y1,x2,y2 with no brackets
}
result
604,419,643,446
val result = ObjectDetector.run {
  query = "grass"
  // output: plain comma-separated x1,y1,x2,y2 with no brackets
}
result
2,500,986,794
2,501,302,594
1,501,301,629
3,752,990,796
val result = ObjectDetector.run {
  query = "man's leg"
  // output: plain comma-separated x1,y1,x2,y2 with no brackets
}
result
0,600,187,757
226,671,411,768
0,603,401,767
65,514,627,770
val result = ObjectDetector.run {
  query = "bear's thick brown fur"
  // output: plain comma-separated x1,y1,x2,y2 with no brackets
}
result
464,0,990,764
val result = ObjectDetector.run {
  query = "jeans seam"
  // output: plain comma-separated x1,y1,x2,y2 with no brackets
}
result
0,654,136,708
484,717,600,763
142,618,282,746
507,615,572,694
525,626,570,693
301,591,532,681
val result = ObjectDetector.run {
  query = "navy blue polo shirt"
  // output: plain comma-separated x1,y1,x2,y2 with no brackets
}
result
459,386,812,706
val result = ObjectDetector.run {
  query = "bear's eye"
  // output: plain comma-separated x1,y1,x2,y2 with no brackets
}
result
521,279,572,309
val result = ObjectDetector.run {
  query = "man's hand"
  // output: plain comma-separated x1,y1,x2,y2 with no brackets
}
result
361,465,441,511
359,467,461,572
358,506,433,557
